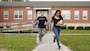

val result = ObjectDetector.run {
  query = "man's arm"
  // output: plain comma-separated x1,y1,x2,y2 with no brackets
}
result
34,17,39,25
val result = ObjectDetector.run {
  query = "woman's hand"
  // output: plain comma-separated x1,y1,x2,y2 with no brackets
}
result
46,25,48,30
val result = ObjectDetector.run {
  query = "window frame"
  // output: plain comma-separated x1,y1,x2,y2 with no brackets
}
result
74,10,80,20
27,10,32,19
52,10,56,17
82,10,88,20
14,10,23,19
4,10,9,19
61,10,71,20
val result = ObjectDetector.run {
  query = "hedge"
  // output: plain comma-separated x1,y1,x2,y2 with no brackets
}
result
77,26,83,30
85,26,90,30
0,26,3,28
68,26,74,30
60,25,66,29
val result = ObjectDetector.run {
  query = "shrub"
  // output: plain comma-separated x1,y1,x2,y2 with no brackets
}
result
85,26,90,30
6,26,10,28
77,26,83,30
0,26,3,28
68,26,74,30
61,25,66,29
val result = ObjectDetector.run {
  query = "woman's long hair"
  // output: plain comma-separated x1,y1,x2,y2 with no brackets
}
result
53,10,61,17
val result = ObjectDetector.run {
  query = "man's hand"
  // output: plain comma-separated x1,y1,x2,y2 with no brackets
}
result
36,20,39,23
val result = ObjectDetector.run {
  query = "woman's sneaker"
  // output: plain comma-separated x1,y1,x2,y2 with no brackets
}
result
53,37,56,43
53,38,55,43
58,46,61,49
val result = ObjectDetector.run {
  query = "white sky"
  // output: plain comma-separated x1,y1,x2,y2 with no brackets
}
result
30,0,90,1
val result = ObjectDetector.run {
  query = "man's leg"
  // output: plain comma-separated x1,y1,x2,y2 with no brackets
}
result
39,28,42,42
42,28,46,37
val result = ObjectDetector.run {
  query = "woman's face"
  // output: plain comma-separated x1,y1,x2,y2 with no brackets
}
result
56,11,61,17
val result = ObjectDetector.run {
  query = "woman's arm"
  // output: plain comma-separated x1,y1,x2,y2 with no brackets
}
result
62,20,64,25
46,19,53,25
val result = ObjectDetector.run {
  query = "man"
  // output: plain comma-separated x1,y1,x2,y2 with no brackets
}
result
36,11,48,42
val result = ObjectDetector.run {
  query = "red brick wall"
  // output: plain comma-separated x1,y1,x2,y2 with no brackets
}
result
0,7,90,23
0,7,33,24
52,7,90,23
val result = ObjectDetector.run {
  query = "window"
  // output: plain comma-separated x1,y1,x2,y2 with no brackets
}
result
28,10,32,19
1,0,8,2
37,11,41,17
12,0,24,2
52,10,56,17
61,10,71,20
74,10,79,20
14,10,23,19
4,10,9,19
82,10,88,20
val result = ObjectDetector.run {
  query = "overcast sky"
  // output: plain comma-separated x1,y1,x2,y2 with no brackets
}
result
30,0,90,1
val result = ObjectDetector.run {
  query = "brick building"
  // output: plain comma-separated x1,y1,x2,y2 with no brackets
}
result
0,0,90,29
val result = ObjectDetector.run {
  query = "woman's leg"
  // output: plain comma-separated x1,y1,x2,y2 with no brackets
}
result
57,28,61,36
53,27,60,46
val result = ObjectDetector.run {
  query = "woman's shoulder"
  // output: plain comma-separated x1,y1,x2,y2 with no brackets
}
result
52,16,55,19
60,16,63,20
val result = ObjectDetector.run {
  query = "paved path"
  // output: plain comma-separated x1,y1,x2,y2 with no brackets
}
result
33,31,72,51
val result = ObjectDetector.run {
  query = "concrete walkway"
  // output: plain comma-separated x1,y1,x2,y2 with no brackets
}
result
33,31,72,51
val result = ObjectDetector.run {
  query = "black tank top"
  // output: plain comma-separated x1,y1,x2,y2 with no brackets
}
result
52,16,63,27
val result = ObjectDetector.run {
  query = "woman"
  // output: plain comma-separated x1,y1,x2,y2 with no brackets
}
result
47,10,64,49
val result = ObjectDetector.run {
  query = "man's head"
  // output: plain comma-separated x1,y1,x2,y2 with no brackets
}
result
40,11,44,16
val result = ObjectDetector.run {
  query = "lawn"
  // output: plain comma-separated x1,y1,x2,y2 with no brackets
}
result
60,35,90,51
0,34,36,51
61,30,90,34
60,30,90,51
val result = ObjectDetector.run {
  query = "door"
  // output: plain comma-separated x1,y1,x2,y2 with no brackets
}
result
36,11,48,19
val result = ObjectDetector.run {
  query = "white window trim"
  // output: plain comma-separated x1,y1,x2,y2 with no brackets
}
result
74,10,79,20
14,10,23,20
27,10,32,19
37,11,41,17
52,10,56,17
43,11,48,19
82,10,88,20
4,10,9,20
61,10,71,20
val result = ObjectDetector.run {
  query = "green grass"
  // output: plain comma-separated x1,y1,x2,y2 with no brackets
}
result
0,34,36,51
61,30,90,34
60,35,90,51
21,30,32,33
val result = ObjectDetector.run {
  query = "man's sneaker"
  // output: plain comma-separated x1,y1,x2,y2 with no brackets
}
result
42,34,45,37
